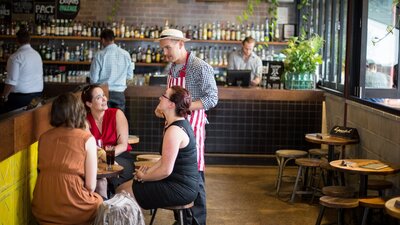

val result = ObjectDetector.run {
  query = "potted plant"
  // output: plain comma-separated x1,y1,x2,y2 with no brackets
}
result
282,34,324,89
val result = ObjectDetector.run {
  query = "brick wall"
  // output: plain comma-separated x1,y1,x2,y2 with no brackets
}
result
76,0,296,28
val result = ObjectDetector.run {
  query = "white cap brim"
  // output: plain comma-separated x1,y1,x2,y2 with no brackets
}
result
154,36,190,42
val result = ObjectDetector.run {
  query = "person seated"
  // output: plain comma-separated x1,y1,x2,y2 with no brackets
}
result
366,60,391,88
228,36,263,86
133,86,199,211
81,84,135,196
32,92,102,225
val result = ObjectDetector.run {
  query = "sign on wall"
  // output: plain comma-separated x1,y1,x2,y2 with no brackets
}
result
57,0,80,20
34,1,56,24
12,0,33,14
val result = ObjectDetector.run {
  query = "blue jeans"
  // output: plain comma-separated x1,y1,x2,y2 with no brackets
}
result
108,91,126,112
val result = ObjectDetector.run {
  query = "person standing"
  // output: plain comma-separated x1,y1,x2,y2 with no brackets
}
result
90,29,133,112
0,26,43,113
156,28,218,225
228,36,263,86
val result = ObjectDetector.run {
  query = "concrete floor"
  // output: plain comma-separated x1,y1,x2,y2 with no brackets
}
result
143,165,338,225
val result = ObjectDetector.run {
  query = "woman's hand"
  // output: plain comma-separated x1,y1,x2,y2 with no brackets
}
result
134,166,149,182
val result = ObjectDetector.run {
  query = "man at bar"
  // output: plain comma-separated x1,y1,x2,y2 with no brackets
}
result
0,26,43,113
156,28,218,225
89,29,133,112
228,36,263,86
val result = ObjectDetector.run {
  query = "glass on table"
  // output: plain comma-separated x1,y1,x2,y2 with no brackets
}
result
105,145,115,171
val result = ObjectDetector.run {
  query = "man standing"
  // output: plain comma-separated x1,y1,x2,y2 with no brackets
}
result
90,29,133,112
228,36,263,86
0,27,43,113
156,28,218,225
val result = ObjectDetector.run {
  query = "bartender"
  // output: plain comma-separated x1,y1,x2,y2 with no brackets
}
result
228,36,263,86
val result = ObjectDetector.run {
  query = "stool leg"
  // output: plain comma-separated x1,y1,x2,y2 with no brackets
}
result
179,209,184,225
149,208,158,225
338,208,344,225
361,207,369,225
315,205,325,225
290,165,302,203
275,156,283,190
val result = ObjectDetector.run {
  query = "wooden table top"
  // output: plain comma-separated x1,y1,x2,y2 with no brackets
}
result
97,163,124,179
128,135,140,144
330,159,400,176
305,133,359,146
385,197,400,219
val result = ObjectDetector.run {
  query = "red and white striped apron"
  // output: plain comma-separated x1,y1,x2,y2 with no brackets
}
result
167,52,207,171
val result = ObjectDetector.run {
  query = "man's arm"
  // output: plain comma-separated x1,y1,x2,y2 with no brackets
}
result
251,57,263,86
89,55,101,83
1,84,14,102
195,63,218,111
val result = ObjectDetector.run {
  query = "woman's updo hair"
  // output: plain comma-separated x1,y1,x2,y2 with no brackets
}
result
169,86,192,118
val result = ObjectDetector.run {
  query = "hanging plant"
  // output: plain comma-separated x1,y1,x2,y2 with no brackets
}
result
107,0,121,23
371,0,400,45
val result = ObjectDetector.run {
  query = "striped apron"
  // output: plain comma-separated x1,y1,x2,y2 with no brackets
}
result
167,52,206,171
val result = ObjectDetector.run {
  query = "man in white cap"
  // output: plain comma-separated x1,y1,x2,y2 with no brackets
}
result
155,28,218,225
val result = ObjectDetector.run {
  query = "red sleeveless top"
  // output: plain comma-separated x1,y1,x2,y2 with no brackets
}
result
87,108,132,151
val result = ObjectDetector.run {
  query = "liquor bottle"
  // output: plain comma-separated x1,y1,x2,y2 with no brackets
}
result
186,25,193,39
155,47,161,63
154,25,160,38
140,23,145,39
141,47,146,62
120,19,125,38
203,23,208,40
164,19,169,30
265,17,270,41
55,19,60,36
230,22,236,41
36,23,42,36
216,22,221,40
251,23,256,39
241,24,246,40
82,24,87,36
151,47,156,62
51,45,56,61
274,25,280,41
144,26,150,38
192,25,198,40
50,19,56,36
199,22,203,40
68,20,73,36
225,21,231,41
220,22,225,41
136,47,142,62
145,45,151,63
207,23,212,40
260,24,265,42
255,24,260,42
45,45,51,60
77,21,82,36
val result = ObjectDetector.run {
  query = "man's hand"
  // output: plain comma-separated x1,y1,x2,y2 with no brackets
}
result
154,106,164,118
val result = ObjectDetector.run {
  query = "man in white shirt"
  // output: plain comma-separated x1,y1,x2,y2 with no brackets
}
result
1,27,43,113
228,36,263,86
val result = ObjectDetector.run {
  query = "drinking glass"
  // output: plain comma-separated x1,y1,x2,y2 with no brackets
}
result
105,145,115,170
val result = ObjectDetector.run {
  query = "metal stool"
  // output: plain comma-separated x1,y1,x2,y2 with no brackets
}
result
359,197,387,225
275,150,308,196
315,196,359,225
149,202,194,225
290,158,323,203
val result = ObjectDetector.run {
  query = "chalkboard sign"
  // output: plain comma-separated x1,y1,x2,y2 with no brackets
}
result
35,1,56,24
0,2,12,22
330,126,359,140
262,61,284,88
57,0,80,20
12,0,33,14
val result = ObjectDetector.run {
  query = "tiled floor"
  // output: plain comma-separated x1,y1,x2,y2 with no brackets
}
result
143,165,337,225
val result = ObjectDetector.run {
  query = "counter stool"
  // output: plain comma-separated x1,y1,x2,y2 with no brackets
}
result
367,179,393,197
322,186,356,198
128,135,140,145
309,148,341,160
359,197,387,225
320,161,342,186
315,196,359,225
149,202,194,225
275,150,308,196
290,158,323,203
136,154,161,162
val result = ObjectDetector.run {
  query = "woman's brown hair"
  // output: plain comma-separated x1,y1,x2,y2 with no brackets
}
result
81,84,101,112
169,86,192,118
50,92,87,129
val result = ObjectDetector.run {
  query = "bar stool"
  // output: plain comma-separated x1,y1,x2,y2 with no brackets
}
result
367,179,393,197
322,186,356,198
128,135,140,145
149,202,194,225
308,148,341,160
359,197,387,225
275,150,308,196
320,160,342,186
290,158,324,203
315,196,359,225
136,154,161,162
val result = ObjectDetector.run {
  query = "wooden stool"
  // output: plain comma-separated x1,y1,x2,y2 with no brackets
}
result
320,161,342,186
367,179,393,197
275,150,308,196
359,197,386,225
315,196,359,225
134,160,156,169
149,202,194,225
290,158,323,203
322,186,356,198
136,154,161,162
128,135,140,145
309,148,341,160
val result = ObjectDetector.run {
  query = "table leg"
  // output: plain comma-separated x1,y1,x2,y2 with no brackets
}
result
359,175,368,197
326,145,335,185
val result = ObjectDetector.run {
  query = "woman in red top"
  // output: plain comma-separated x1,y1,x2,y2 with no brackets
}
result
81,84,134,196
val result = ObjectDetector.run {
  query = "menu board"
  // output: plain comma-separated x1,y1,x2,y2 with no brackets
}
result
12,0,33,14
34,1,56,24
57,0,80,19
0,2,12,22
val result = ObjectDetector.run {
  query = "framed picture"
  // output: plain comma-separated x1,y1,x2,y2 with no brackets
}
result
283,24,296,40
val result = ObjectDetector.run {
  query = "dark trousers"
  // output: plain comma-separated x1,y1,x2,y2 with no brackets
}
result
108,91,126,112
175,171,207,225
2,92,42,113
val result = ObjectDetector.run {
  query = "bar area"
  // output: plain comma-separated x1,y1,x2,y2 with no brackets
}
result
1,0,400,225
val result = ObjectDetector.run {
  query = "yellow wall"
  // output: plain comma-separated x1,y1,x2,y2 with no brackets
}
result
0,142,38,225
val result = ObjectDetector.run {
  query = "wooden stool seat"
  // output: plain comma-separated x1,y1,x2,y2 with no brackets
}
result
134,160,156,169
319,196,359,208
295,158,323,167
136,154,161,162
309,148,341,158
128,135,139,144
276,150,308,158
320,161,334,170
150,202,194,225
322,186,355,198
367,179,393,190
359,197,386,208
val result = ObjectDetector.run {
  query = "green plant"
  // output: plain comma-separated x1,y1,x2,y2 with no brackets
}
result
107,0,121,22
282,34,324,75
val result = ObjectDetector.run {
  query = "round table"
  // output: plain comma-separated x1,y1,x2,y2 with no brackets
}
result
385,197,400,219
97,163,124,179
306,133,359,185
330,159,400,197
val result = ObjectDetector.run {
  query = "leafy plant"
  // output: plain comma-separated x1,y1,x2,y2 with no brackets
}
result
107,0,121,23
371,0,400,45
282,34,324,75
